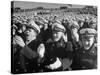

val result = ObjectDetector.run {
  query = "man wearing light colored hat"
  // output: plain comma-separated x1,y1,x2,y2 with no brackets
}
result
44,22,73,71
80,28,97,49
52,22,66,41
71,20,79,42
70,20,80,50
15,20,46,73
26,19,41,35
72,28,97,70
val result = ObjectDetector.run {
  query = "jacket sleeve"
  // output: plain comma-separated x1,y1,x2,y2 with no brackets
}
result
65,41,73,52
20,45,38,59
65,41,73,59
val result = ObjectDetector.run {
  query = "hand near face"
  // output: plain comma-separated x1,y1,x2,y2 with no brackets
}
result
37,43,45,58
72,28,79,42
14,35,25,47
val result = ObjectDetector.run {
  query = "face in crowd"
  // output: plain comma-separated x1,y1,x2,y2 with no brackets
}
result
18,25,26,34
72,28,79,42
24,28,37,41
52,31,64,42
21,25,26,32
81,35,95,50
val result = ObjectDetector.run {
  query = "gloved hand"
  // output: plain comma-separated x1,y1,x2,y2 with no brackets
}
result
37,43,45,58
46,57,62,70
72,28,79,42
14,35,25,47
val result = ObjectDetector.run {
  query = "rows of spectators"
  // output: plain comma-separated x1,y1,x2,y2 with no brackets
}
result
11,11,97,74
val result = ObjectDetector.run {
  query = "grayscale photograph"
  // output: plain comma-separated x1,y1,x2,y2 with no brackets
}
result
11,1,97,74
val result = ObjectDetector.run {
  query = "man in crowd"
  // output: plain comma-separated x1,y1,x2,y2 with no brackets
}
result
72,28,97,70
42,22,73,71
68,19,82,50
12,11,97,73
13,20,45,73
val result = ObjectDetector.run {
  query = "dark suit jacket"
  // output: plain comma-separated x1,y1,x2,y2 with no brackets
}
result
72,43,97,70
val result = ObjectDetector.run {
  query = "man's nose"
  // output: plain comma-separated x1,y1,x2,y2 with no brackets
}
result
54,33,57,36
85,41,89,45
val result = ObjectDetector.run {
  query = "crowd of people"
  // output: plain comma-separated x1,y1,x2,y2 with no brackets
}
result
11,11,97,74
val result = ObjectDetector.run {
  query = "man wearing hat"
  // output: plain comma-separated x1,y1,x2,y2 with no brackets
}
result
88,18,97,30
42,22,73,71
70,20,81,50
72,28,97,70
14,20,45,73
62,18,73,43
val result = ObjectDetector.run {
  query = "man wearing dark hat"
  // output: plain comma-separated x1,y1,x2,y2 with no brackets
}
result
14,20,45,73
72,28,97,70
42,22,73,71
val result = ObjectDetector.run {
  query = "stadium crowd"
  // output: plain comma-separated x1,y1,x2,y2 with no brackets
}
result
11,11,97,74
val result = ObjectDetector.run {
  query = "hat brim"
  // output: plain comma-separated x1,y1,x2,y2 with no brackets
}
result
26,25,39,34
